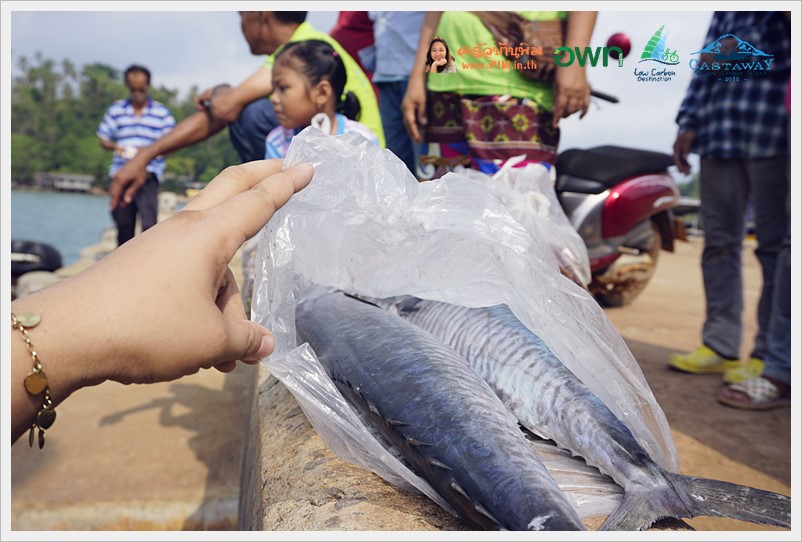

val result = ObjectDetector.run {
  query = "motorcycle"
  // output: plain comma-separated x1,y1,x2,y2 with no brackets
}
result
555,93,681,306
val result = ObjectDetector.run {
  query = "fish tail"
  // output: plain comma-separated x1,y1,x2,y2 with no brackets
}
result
673,473,791,528
600,473,791,530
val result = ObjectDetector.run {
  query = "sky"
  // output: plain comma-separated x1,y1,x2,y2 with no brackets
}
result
5,6,722,172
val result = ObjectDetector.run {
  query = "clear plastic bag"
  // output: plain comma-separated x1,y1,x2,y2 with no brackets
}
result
459,156,591,287
251,127,678,518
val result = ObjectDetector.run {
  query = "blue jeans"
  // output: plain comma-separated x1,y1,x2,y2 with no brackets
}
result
228,98,280,162
376,80,421,177
761,163,791,385
699,156,788,360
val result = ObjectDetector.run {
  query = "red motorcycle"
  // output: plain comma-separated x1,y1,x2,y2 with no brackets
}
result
555,132,681,306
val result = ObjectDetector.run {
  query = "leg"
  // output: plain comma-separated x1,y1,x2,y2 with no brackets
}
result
746,156,788,360
228,97,279,162
135,173,160,233
699,158,750,360
759,156,791,385
377,80,418,176
111,177,137,246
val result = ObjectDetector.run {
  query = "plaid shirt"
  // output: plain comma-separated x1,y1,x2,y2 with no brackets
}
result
676,11,790,158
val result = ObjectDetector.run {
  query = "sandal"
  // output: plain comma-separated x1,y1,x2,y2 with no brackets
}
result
718,376,792,411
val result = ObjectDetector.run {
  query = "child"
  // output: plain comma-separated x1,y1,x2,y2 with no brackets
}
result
425,36,456,74
265,39,379,158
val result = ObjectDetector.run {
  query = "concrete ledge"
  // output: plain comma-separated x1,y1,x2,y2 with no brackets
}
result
238,367,466,531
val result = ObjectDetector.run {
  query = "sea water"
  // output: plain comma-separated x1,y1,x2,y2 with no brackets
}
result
10,190,114,266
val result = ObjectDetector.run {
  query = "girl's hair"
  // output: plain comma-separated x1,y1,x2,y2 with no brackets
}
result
426,37,453,73
274,39,360,120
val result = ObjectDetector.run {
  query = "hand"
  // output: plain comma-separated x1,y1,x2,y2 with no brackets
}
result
109,153,150,210
402,74,428,143
434,57,447,67
195,84,238,123
11,160,313,442
551,64,591,128
92,160,315,382
195,87,215,111
672,130,696,175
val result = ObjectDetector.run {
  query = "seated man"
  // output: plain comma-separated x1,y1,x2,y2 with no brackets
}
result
110,11,384,210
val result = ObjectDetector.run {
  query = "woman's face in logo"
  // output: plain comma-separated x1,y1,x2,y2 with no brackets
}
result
430,41,447,63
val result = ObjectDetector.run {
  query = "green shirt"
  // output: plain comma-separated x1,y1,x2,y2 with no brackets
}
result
427,12,567,111
264,21,385,147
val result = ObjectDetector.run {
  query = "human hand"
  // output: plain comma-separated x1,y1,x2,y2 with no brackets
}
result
195,84,238,123
14,160,314,389
402,74,428,143
672,130,696,174
551,64,591,128
195,87,215,110
11,160,313,442
109,154,150,210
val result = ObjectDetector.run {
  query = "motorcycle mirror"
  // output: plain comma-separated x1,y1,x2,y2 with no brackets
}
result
606,32,632,59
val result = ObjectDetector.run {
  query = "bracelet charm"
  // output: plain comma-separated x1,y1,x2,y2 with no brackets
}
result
11,312,56,449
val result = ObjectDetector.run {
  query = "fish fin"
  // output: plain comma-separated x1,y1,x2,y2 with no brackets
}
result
600,474,791,531
598,492,662,531
674,473,791,529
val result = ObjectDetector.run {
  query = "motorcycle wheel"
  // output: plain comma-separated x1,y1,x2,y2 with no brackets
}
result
595,222,661,308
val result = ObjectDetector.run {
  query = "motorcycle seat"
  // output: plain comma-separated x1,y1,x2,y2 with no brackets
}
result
556,146,675,192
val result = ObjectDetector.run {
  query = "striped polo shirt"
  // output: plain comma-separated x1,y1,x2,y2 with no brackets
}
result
96,98,176,180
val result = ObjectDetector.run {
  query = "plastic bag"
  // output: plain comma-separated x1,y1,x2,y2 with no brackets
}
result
251,127,678,517
459,156,591,286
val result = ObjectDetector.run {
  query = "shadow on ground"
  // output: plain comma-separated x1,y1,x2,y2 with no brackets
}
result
98,369,252,529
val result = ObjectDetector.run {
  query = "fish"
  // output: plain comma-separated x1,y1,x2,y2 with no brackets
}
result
294,291,587,531
389,298,792,531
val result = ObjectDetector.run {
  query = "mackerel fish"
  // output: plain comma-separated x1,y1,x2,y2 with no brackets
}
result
389,298,792,530
295,291,587,531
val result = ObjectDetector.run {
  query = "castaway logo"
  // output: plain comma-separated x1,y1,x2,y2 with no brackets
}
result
690,34,774,82
634,25,679,82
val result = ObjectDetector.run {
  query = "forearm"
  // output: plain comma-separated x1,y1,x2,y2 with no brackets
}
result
411,12,442,84
565,11,597,49
135,111,227,163
99,138,118,152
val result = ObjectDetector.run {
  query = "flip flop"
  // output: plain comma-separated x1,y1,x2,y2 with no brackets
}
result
718,376,792,411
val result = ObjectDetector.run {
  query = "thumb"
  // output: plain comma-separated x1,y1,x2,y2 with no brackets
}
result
123,179,141,205
226,319,275,363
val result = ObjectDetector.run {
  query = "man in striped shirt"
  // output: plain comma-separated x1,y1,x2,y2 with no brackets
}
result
97,64,175,246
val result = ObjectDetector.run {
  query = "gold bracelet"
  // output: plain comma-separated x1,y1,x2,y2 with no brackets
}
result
11,312,56,449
